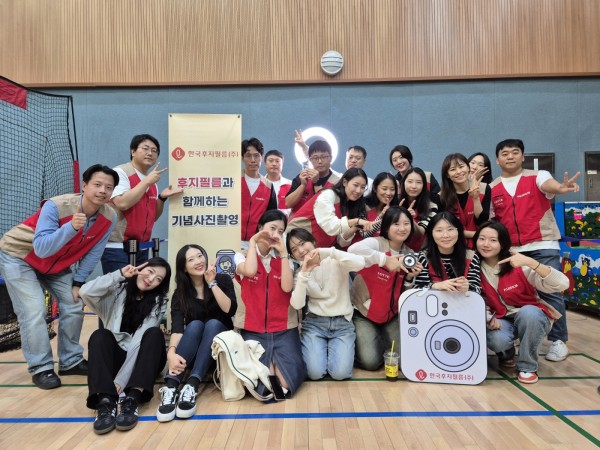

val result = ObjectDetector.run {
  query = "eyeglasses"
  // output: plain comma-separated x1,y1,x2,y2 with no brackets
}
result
244,153,262,160
309,155,330,163
432,227,458,235
138,146,159,155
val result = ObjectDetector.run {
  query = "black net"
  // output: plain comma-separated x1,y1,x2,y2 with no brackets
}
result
0,76,77,352
0,75,77,236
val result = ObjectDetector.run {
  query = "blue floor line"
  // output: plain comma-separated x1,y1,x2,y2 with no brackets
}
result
1,409,600,424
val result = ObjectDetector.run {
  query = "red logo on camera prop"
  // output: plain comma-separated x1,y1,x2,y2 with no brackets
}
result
172,147,185,161
415,369,427,381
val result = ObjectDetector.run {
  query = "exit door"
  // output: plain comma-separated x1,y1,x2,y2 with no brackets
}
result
585,152,600,201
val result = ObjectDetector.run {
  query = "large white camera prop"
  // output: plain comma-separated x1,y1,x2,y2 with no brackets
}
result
399,289,487,385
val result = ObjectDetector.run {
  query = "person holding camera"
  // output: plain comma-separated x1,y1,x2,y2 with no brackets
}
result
348,206,423,370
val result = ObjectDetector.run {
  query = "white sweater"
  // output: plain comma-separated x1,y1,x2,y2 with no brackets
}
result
290,247,365,321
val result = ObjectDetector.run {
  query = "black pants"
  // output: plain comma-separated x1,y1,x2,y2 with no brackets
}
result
86,327,166,409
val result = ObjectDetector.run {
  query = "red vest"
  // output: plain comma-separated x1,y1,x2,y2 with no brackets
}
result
241,176,273,241
453,185,486,249
287,191,342,248
490,171,560,246
291,174,336,214
356,252,406,323
235,256,292,333
480,267,556,319
277,183,292,210
2,194,114,274
112,163,157,243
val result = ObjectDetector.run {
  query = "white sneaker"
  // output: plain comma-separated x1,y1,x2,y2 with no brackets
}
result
545,340,569,362
176,383,197,419
156,386,178,422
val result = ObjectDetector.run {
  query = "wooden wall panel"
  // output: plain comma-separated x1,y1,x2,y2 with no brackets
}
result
0,0,598,87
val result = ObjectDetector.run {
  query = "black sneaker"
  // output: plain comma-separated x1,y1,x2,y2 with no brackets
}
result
156,386,178,422
115,396,139,431
94,397,117,435
175,383,197,419
58,359,88,376
32,370,61,390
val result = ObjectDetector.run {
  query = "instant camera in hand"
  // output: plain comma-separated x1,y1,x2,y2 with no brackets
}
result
399,288,487,385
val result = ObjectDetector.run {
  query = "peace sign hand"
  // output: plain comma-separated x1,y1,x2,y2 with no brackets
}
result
146,162,168,185
121,262,149,278
558,171,581,194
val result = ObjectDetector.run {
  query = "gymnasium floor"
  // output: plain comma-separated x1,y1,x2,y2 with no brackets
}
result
0,310,599,449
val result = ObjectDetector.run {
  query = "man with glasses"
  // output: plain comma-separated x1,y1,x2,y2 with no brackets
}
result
241,137,277,249
101,134,183,273
286,140,340,215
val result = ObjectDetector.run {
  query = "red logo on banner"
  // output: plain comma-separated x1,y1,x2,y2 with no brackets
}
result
415,369,427,381
172,147,185,161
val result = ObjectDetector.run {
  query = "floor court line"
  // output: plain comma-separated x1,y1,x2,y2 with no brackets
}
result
2,409,600,425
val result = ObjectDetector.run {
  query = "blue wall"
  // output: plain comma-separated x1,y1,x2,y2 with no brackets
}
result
48,78,600,244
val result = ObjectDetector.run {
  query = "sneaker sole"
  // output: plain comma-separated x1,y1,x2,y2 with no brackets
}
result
33,380,62,390
156,410,177,422
545,353,568,362
518,377,538,384
116,422,138,431
94,423,116,435
176,407,197,419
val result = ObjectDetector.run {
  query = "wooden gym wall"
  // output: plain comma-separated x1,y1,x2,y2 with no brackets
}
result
1,0,599,87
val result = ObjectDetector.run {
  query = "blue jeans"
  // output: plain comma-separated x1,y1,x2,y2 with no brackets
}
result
0,250,84,374
101,247,149,274
521,248,567,342
486,305,552,372
353,311,399,371
165,319,227,384
301,313,356,380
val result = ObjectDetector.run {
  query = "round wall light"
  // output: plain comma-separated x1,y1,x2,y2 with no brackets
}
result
294,127,339,167
320,51,344,76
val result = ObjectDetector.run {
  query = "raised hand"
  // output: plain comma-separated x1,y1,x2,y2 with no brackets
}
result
558,171,581,194
71,204,87,231
204,263,217,284
468,166,489,183
468,175,483,199
121,262,149,278
302,249,321,272
146,161,168,185
294,129,309,155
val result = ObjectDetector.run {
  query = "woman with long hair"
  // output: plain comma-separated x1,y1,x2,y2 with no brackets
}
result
234,209,306,397
413,212,481,293
81,258,171,435
467,152,493,184
440,153,491,248
287,168,371,248
362,172,400,238
287,228,365,380
474,221,568,384
348,206,423,370
398,167,438,251
389,144,441,206
156,244,237,422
